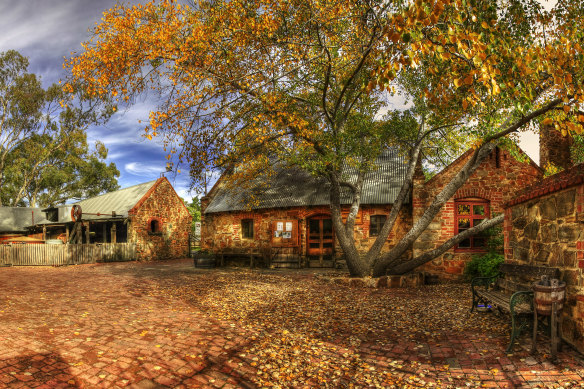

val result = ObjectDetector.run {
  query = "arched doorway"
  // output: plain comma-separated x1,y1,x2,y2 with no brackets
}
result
306,214,334,267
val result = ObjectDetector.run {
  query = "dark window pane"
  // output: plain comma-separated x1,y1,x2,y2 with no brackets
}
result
309,243,320,248
458,218,470,229
473,205,485,216
309,219,320,234
473,237,486,247
323,242,333,248
457,204,470,215
459,238,471,248
370,215,387,237
322,219,332,234
242,219,253,239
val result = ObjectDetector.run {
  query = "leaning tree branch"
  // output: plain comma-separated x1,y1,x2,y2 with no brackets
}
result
388,214,504,275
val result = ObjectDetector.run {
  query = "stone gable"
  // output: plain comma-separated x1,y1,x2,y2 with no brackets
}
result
129,178,191,260
413,147,542,278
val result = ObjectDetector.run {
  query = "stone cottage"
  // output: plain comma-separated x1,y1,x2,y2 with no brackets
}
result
33,177,191,260
201,145,543,273
201,149,412,268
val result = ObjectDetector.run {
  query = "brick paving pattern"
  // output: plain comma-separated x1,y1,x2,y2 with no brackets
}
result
0,259,582,388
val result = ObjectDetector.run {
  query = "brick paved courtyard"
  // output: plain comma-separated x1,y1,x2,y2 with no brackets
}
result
0,258,583,388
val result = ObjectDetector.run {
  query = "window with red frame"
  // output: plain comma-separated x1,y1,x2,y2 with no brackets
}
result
455,199,489,251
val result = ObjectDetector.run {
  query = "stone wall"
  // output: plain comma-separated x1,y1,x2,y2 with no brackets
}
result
505,165,584,353
129,178,192,260
202,204,411,264
413,147,542,278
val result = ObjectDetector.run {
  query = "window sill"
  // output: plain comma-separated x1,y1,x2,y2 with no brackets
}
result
148,231,162,236
454,248,487,253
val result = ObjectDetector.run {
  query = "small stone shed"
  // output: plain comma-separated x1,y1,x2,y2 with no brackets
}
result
504,163,584,353
37,177,191,260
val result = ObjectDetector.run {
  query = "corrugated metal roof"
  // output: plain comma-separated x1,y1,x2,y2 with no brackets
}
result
0,207,48,232
73,180,157,220
205,149,409,213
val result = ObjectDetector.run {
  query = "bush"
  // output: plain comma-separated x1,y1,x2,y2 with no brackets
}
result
464,251,505,280
463,224,504,280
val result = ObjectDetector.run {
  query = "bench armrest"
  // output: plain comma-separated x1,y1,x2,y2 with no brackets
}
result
471,275,498,290
509,290,533,315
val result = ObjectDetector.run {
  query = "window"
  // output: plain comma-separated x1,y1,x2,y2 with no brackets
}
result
271,219,299,247
148,217,162,235
455,199,489,251
369,215,387,237
241,219,254,239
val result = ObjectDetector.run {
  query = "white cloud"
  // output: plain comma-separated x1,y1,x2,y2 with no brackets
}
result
174,187,195,202
125,162,165,176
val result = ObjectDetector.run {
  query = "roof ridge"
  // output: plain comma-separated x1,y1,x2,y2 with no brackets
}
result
75,179,157,204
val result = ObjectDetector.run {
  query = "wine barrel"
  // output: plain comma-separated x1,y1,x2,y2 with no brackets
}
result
533,280,566,316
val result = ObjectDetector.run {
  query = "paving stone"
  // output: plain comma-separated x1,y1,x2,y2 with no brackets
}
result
0,259,583,387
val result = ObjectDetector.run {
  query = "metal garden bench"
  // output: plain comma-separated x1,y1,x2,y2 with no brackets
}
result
470,263,560,352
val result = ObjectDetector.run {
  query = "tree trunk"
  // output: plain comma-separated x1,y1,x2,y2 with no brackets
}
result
369,141,497,277
328,167,370,277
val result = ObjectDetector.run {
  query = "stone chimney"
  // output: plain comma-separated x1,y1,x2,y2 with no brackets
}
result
539,123,573,170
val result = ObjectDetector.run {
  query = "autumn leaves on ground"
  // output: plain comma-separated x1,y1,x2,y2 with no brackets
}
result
1,259,583,388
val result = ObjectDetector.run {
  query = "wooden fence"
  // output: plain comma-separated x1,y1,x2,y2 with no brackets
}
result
0,243,136,266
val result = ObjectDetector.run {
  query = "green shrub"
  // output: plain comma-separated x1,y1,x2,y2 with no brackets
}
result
463,223,505,280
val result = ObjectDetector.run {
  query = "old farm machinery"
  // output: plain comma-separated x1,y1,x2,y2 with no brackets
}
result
68,205,118,244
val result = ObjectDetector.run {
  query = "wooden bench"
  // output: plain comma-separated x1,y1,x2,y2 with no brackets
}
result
471,263,560,352
215,247,264,268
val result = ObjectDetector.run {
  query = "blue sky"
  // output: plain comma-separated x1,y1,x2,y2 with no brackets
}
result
0,0,197,202
0,0,548,205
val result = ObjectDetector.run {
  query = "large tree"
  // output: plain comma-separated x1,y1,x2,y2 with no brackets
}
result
66,0,584,277
3,135,120,207
0,50,118,207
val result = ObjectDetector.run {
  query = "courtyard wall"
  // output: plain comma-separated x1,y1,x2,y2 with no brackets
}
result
504,165,584,353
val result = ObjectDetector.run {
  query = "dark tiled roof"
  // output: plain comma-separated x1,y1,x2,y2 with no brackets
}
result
205,149,409,213
506,163,584,207
0,207,48,232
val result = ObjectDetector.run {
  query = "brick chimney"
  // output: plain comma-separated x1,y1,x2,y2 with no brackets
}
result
539,123,573,170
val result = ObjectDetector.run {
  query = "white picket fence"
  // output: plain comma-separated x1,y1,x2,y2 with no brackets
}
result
0,243,136,266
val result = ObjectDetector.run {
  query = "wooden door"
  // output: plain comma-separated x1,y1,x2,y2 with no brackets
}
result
307,216,334,256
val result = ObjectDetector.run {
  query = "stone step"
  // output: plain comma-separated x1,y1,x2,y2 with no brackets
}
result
271,261,301,269
309,259,335,268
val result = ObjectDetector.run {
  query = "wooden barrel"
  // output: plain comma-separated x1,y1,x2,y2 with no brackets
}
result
533,281,566,315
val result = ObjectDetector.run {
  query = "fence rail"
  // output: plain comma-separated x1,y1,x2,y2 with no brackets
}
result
0,243,136,266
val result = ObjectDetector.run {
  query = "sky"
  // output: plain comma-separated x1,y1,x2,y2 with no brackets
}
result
0,0,551,206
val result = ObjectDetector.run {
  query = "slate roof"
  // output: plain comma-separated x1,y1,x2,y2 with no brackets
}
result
205,149,409,213
72,180,157,220
0,207,48,232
